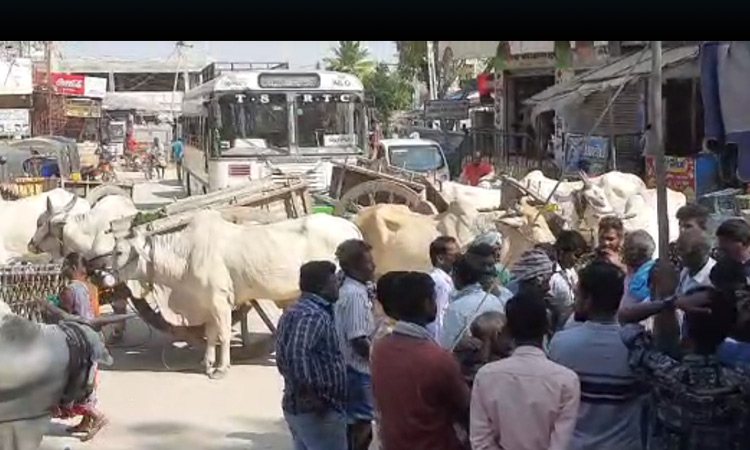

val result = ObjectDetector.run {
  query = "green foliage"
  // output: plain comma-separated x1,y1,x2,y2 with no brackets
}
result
395,41,471,98
132,210,166,227
363,64,413,126
324,41,375,79
395,41,428,81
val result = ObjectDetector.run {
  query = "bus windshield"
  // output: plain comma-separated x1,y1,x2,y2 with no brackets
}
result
388,145,445,172
216,93,289,149
295,93,362,148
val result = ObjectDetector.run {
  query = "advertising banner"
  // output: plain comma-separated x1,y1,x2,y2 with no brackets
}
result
645,155,697,200
0,58,33,95
563,133,611,176
51,73,85,96
83,76,107,98
51,74,107,98
0,109,30,138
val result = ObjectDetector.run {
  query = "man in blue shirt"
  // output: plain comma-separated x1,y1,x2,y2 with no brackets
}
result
171,139,184,182
276,261,347,450
550,261,644,450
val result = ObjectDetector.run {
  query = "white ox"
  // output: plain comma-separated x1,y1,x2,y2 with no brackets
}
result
354,198,555,276
28,191,137,261
439,180,503,211
112,211,362,378
0,189,90,263
519,170,647,225
588,185,687,256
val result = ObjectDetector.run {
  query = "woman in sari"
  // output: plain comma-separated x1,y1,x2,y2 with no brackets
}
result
54,252,108,441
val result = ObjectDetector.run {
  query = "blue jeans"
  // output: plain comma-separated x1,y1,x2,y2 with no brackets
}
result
346,366,374,423
284,410,347,450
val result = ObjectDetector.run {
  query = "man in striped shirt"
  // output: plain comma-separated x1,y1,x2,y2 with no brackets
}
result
334,239,377,450
550,260,645,450
276,261,347,450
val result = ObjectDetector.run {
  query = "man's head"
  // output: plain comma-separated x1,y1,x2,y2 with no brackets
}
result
382,271,436,325
472,149,483,163
555,230,589,269
376,271,408,319
452,254,487,290
505,290,549,344
470,311,511,359
429,236,460,272
716,219,750,263
299,260,339,302
676,203,710,233
676,228,712,272
683,287,736,355
336,239,376,282
510,248,554,292
470,231,503,262
578,261,625,320
710,259,750,341
598,216,625,252
622,230,655,270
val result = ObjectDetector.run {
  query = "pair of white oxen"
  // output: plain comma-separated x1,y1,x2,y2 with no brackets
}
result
1,170,685,380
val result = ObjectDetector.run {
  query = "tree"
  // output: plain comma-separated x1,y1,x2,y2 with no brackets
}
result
363,63,413,129
324,41,374,79
395,41,472,98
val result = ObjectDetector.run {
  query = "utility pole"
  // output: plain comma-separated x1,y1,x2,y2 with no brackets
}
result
650,41,669,258
426,41,438,101
171,41,192,123
45,40,53,134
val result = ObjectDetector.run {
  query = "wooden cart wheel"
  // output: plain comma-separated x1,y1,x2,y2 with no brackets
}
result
333,180,438,216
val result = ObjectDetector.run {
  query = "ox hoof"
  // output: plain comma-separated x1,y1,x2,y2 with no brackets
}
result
209,368,228,380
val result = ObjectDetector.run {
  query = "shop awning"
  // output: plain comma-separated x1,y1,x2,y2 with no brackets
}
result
525,45,699,120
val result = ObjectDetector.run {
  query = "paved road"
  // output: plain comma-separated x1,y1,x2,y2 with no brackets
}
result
40,167,294,450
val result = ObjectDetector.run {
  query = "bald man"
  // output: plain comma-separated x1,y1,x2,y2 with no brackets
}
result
675,228,716,296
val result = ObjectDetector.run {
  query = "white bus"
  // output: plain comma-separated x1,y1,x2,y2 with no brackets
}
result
180,69,366,194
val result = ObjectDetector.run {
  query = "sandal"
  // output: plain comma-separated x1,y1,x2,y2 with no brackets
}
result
66,419,89,434
80,417,109,442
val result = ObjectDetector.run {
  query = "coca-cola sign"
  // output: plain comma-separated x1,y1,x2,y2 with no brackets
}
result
51,73,85,96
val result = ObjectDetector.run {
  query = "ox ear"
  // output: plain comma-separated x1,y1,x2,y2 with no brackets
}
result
46,197,53,214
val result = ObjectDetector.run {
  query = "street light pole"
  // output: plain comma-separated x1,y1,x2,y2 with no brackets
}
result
650,41,669,258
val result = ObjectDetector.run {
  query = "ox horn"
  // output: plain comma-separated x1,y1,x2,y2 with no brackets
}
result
578,170,592,189
61,195,78,214
46,197,53,214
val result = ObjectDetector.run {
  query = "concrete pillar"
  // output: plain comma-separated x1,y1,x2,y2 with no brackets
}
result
108,71,115,91
183,71,189,92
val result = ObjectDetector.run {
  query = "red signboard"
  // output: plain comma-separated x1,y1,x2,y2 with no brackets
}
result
644,155,697,200
50,73,85,96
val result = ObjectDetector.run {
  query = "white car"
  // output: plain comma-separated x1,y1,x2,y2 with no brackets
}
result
373,138,450,181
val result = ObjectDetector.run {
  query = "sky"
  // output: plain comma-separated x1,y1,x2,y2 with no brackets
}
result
59,41,398,68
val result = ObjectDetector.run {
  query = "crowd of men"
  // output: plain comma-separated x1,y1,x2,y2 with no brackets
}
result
275,201,750,450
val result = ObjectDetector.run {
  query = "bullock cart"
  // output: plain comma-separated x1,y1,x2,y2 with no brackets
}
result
0,177,134,202
327,159,449,216
110,177,313,349
0,263,64,322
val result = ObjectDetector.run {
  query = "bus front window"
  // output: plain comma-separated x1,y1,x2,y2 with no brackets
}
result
295,93,362,148
217,93,289,151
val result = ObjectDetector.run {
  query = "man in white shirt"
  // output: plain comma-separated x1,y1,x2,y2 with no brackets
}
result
676,228,716,295
618,228,715,330
426,236,460,338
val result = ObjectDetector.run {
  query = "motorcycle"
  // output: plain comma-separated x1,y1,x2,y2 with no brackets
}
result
82,145,117,182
